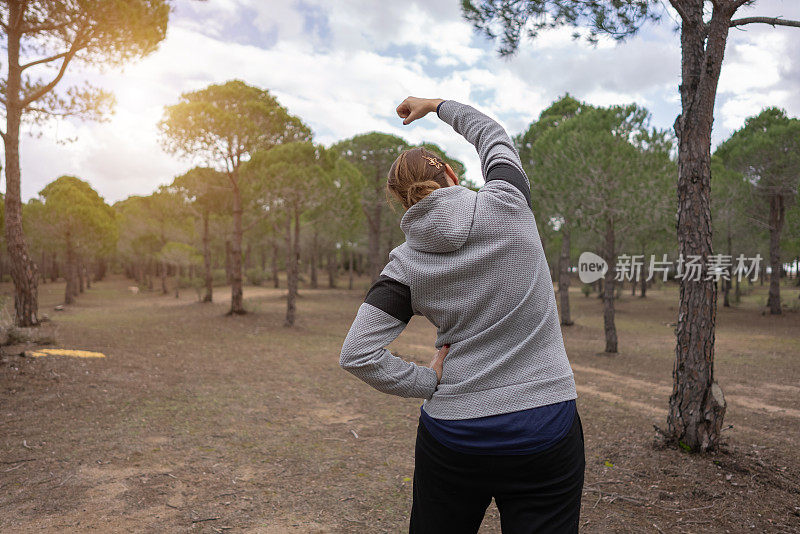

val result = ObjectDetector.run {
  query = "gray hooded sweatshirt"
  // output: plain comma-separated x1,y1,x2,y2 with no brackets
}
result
339,100,578,420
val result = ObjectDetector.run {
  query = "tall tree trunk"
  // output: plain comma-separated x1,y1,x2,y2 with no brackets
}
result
161,261,168,295
244,242,252,271
558,224,573,326
40,250,46,284
224,240,232,284
767,194,784,315
95,258,106,282
310,231,318,289
202,210,213,303
79,261,85,293
348,247,354,290
327,251,337,288
71,258,79,298
639,250,647,298
723,231,732,307
260,244,267,272
229,176,245,314
602,220,617,353
667,3,729,452
85,263,91,289
3,9,39,326
64,237,74,305
271,240,279,289
285,206,300,327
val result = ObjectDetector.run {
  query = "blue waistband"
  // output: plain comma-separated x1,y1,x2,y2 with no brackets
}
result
419,399,576,455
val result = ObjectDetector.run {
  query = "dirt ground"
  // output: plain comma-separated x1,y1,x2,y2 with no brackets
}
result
1,275,798,533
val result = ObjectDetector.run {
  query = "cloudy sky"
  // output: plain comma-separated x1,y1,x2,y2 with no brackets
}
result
7,0,800,203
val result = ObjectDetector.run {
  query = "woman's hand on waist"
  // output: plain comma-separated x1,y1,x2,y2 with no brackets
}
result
429,344,450,384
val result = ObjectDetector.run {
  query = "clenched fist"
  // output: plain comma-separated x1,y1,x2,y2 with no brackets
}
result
396,96,444,125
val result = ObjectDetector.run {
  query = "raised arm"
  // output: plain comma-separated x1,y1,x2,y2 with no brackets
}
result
396,96,531,207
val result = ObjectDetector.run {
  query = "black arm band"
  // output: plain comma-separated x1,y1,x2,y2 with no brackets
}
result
486,163,532,209
364,275,414,323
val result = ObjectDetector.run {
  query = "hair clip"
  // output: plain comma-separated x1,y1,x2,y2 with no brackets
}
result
422,155,442,169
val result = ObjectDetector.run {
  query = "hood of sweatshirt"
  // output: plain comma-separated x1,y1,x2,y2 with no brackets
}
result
400,186,477,253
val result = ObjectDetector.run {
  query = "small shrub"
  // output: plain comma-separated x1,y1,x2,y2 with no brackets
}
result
581,284,592,297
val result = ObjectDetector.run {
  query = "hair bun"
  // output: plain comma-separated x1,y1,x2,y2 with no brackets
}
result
386,147,449,209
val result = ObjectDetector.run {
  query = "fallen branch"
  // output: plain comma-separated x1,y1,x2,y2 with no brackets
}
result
192,516,221,523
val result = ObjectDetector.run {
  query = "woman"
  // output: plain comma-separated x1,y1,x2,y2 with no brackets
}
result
339,96,584,533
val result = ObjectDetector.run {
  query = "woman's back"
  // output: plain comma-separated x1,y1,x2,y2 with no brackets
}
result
384,177,576,420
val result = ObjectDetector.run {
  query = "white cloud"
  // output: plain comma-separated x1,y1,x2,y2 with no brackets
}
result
3,0,800,202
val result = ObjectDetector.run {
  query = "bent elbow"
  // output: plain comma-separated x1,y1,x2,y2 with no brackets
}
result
339,343,365,371
339,348,352,370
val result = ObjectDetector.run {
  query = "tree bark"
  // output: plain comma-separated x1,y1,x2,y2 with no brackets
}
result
602,221,617,353
723,231,732,307
40,250,46,283
260,244,267,272
285,205,300,327
327,250,337,288
667,2,729,452
639,251,647,298
271,240,279,289
767,194,784,314
228,171,245,314
95,259,106,282
558,224,573,326
244,242,252,271
79,260,85,293
348,247,354,290
225,240,232,284
160,261,168,295
310,231,318,289
64,236,74,305
3,8,39,326
202,209,213,303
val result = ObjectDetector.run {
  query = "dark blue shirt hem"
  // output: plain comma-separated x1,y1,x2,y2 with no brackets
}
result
419,400,576,456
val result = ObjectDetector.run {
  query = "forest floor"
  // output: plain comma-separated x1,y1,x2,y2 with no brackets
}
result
0,275,799,533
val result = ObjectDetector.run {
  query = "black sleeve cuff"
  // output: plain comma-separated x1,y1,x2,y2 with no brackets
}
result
486,163,532,209
364,275,413,323
436,100,445,117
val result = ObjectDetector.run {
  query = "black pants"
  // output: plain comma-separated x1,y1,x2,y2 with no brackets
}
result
409,410,585,534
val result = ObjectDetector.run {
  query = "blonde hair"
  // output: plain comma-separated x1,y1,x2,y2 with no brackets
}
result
386,148,450,210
